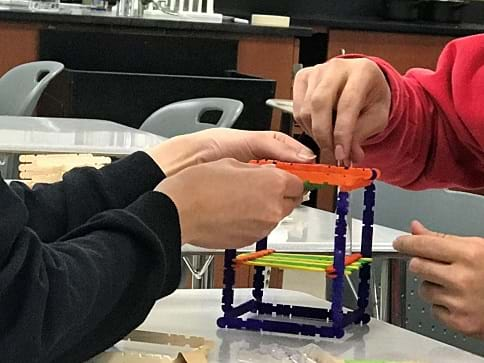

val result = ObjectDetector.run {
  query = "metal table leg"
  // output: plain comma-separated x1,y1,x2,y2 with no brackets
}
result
280,112,294,136
379,258,390,322
183,255,215,289
0,153,18,179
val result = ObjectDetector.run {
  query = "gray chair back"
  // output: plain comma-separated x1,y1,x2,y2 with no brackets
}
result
140,97,243,138
0,61,64,116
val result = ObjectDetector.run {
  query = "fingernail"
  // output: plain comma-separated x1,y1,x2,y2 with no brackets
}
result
393,238,402,249
335,144,345,161
297,149,317,160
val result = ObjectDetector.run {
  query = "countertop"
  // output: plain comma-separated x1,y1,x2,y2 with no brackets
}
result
0,7,312,38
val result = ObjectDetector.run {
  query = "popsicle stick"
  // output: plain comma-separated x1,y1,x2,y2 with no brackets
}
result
238,253,370,268
269,252,371,262
243,259,362,274
243,260,354,275
243,258,366,272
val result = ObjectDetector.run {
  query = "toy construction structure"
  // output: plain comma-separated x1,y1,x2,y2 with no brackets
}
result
217,160,380,339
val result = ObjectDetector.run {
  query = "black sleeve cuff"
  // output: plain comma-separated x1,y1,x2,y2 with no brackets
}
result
98,151,166,208
126,191,182,296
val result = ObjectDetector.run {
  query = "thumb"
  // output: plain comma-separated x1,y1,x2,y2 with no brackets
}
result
255,131,316,163
410,220,442,237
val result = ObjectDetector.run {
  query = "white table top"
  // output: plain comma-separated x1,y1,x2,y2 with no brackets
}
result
183,205,403,255
133,289,484,363
0,116,165,156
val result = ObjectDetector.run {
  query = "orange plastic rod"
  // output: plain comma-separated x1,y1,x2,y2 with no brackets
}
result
249,160,380,192
325,253,363,274
235,249,276,263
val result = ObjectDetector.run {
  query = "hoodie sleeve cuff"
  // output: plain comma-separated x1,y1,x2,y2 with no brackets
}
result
126,191,182,296
98,152,167,207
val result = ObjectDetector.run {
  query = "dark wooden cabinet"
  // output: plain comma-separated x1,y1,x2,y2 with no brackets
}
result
0,23,39,76
237,37,300,130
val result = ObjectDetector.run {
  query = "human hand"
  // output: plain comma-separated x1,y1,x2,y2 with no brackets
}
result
146,129,315,177
189,128,316,164
393,220,484,338
293,58,391,165
155,158,304,249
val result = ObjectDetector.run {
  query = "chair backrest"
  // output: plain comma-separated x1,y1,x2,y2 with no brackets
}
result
140,97,244,138
0,61,64,116
350,181,484,236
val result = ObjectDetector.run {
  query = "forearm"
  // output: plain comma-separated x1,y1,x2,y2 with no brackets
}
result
359,57,437,189
0,187,181,362
359,35,484,190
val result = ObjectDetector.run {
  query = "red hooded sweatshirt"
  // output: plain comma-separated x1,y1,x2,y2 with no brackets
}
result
360,35,483,191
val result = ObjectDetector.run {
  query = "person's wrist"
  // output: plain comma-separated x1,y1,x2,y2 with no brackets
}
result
146,134,213,176
155,178,196,245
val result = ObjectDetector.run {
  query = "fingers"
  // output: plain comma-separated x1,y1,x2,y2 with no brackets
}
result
333,74,369,165
350,142,365,164
432,304,482,338
309,74,345,155
431,304,453,325
349,102,389,162
409,257,451,287
410,220,452,239
420,281,458,308
293,67,313,135
293,58,391,165
250,163,304,199
393,235,461,263
278,171,304,217
429,305,476,337
254,131,316,163
282,195,304,217
294,64,347,154
279,170,305,199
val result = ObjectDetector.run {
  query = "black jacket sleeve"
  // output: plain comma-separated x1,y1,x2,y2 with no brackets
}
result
0,155,181,363
9,151,165,242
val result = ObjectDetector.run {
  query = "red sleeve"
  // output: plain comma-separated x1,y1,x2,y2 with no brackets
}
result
356,35,484,190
